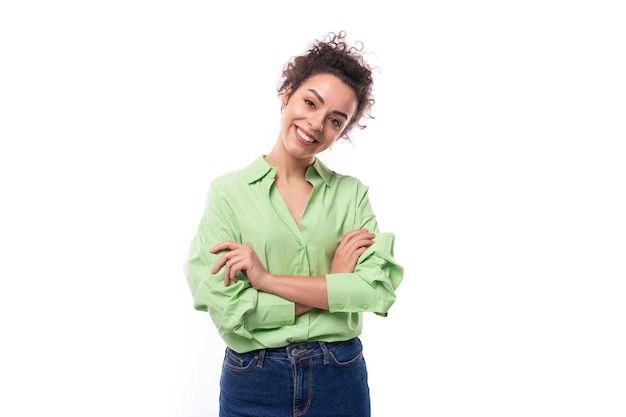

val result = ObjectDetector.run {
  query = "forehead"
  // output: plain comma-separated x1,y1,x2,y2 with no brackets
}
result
298,73,357,116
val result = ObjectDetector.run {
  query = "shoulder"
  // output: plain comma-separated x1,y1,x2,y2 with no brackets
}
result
329,170,369,194
209,156,268,192
314,158,368,192
210,170,246,189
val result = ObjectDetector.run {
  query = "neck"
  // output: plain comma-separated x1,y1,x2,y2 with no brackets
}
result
264,141,314,183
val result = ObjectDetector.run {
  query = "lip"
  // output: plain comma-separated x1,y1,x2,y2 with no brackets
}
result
295,126,317,145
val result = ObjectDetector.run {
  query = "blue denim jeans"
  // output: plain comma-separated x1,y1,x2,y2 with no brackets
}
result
219,337,371,417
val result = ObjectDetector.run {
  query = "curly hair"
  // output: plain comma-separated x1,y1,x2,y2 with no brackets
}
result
278,31,376,140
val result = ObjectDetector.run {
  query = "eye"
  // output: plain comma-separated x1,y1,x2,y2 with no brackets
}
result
329,117,342,129
304,99,316,108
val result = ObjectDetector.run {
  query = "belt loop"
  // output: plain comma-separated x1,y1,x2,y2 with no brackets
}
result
256,349,266,368
319,341,330,365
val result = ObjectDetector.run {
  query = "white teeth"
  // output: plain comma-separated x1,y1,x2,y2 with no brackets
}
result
297,128,315,143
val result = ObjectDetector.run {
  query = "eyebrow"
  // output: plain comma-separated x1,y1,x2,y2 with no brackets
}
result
307,89,349,120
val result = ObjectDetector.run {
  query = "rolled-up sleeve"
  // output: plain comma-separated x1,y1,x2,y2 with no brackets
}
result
183,181,295,341
325,232,403,316
325,179,403,316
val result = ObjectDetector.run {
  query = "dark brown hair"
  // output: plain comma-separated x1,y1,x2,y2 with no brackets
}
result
278,31,376,140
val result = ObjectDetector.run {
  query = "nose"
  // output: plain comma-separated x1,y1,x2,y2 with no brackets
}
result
308,113,324,132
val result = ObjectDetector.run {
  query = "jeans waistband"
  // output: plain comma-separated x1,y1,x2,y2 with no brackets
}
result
252,338,357,367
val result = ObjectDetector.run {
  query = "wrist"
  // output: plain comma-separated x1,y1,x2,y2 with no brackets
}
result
256,272,275,292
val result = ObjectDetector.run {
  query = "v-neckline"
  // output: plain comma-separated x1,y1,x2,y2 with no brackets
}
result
273,181,313,229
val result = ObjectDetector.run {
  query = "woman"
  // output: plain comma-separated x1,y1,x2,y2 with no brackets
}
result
184,30,403,417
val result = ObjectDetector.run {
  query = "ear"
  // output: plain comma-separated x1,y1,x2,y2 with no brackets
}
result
282,86,293,107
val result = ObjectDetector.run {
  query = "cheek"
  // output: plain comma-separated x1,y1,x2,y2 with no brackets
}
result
280,110,291,125
327,127,345,141
280,113,294,137
281,105,302,129
286,98,312,117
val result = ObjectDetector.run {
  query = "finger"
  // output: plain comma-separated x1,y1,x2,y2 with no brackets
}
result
209,241,237,253
355,246,368,257
223,272,238,286
224,260,235,286
222,260,229,285
344,230,374,246
343,228,368,241
337,230,366,250
347,247,368,266
230,266,239,282
343,236,374,253
211,254,230,274
226,259,241,284
353,231,375,240
354,236,375,248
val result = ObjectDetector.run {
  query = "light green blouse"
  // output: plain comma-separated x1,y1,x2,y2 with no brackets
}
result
184,156,403,353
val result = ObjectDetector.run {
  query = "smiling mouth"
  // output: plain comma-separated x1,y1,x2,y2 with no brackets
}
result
296,127,316,143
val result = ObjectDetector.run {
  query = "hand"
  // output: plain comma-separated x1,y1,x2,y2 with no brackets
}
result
210,241,270,288
330,229,375,274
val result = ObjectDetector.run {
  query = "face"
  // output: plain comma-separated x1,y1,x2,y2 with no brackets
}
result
279,73,358,161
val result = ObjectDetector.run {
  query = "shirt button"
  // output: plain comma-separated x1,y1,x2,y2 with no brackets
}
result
361,305,368,310
337,304,344,310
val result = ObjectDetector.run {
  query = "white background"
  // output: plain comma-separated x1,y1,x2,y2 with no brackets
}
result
1,1,625,416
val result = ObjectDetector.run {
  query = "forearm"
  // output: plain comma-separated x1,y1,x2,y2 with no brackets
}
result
261,274,329,310
295,303,315,316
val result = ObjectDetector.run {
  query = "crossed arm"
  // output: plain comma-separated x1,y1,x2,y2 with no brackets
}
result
209,228,375,314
